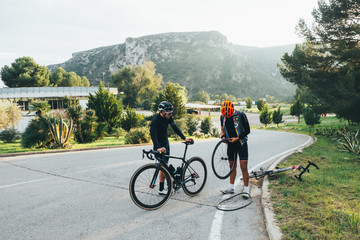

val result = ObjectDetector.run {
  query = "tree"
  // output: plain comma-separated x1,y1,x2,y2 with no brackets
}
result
50,68,90,87
185,114,199,135
257,99,265,111
303,106,321,135
290,96,304,124
120,106,144,132
272,106,284,127
200,117,212,134
193,90,210,103
29,100,51,117
245,97,252,109
0,101,23,130
153,82,186,120
1,57,50,87
66,102,84,143
111,60,162,107
259,104,272,127
278,0,360,123
87,82,123,133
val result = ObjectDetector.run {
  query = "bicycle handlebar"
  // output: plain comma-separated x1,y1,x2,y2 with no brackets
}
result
142,149,163,160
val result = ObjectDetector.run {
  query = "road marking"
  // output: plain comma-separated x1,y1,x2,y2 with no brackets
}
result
208,135,312,240
0,177,51,189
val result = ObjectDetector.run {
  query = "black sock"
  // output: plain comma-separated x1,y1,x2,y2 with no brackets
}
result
159,182,164,191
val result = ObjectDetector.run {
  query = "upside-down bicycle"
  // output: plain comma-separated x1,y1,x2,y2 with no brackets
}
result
248,161,320,181
212,139,319,181
129,140,207,210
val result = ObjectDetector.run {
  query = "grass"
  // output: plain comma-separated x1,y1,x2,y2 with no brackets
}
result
265,116,360,239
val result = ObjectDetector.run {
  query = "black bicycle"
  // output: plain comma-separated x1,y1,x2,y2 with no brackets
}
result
211,139,236,179
129,140,207,210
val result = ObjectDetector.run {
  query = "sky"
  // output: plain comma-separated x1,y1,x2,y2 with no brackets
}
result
0,0,319,86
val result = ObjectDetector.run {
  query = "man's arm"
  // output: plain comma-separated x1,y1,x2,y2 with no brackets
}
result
150,118,160,150
239,112,250,139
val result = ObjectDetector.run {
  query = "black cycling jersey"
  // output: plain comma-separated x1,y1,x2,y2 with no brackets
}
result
150,114,186,150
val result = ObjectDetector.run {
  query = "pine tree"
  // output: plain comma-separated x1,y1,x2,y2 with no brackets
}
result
272,106,284,127
259,104,272,127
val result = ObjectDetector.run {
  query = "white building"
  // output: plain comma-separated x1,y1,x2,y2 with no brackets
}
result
0,87,118,110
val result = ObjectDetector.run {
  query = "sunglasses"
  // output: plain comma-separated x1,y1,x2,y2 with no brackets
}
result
165,111,173,115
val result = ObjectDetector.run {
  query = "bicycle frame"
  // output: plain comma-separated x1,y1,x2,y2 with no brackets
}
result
143,141,196,190
250,161,319,181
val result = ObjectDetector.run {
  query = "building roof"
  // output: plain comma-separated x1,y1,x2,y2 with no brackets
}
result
0,87,118,99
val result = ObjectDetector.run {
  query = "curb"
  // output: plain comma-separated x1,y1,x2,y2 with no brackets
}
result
261,135,315,240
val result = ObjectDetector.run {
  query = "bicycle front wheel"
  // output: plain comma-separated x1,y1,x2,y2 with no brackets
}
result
129,164,173,210
211,140,235,179
182,157,207,196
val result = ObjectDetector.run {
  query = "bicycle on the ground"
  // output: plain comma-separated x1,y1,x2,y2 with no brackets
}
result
129,140,207,210
211,139,319,181
248,161,319,181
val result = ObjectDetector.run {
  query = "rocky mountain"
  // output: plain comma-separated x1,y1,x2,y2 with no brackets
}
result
48,31,296,101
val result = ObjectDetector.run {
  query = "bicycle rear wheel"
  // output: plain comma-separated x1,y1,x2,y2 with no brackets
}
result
182,157,207,196
129,164,173,210
211,140,235,179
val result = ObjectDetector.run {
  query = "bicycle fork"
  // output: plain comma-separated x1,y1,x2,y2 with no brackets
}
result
149,165,161,189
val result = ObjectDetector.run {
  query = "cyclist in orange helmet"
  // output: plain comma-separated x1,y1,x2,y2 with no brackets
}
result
220,100,250,196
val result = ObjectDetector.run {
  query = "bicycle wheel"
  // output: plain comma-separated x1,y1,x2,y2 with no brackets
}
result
211,140,235,179
129,164,173,210
182,157,207,196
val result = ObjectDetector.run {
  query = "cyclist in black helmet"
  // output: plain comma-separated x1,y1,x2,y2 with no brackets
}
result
150,101,193,195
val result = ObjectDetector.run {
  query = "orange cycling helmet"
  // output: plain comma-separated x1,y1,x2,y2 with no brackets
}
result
221,101,234,117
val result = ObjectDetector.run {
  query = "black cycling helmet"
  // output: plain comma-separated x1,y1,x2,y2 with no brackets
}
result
158,101,174,113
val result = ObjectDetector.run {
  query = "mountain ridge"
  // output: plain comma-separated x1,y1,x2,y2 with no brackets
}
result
48,31,296,100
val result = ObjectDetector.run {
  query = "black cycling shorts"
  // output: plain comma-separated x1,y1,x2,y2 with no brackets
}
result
227,141,248,161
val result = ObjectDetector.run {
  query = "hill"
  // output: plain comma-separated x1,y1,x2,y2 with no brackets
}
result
48,31,296,100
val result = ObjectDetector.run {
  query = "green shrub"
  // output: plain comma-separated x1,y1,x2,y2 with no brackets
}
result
0,128,21,143
125,127,151,144
21,118,52,148
121,106,144,132
200,117,212,134
168,118,186,139
111,128,126,139
142,99,151,110
259,104,272,127
185,114,199,136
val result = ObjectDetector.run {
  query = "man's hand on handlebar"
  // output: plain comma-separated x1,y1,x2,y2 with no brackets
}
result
157,147,166,153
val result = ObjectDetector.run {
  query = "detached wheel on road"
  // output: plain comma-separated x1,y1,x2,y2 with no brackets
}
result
211,140,235,179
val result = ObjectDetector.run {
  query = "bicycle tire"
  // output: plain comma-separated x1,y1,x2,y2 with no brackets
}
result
129,164,173,210
182,157,207,196
211,140,235,179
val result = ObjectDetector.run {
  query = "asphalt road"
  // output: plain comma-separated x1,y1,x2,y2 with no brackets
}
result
0,130,311,240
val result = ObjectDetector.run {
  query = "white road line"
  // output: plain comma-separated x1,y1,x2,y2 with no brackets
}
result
208,135,312,240
0,177,52,189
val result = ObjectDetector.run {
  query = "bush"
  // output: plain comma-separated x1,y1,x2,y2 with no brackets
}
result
0,128,21,143
142,99,152,110
121,106,144,132
168,118,187,139
111,128,126,139
272,106,284,127
200,117,212,134
74,109,98,143
259,104,272,127
185,114,199,136
21,118,52,148
125,127,151,144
